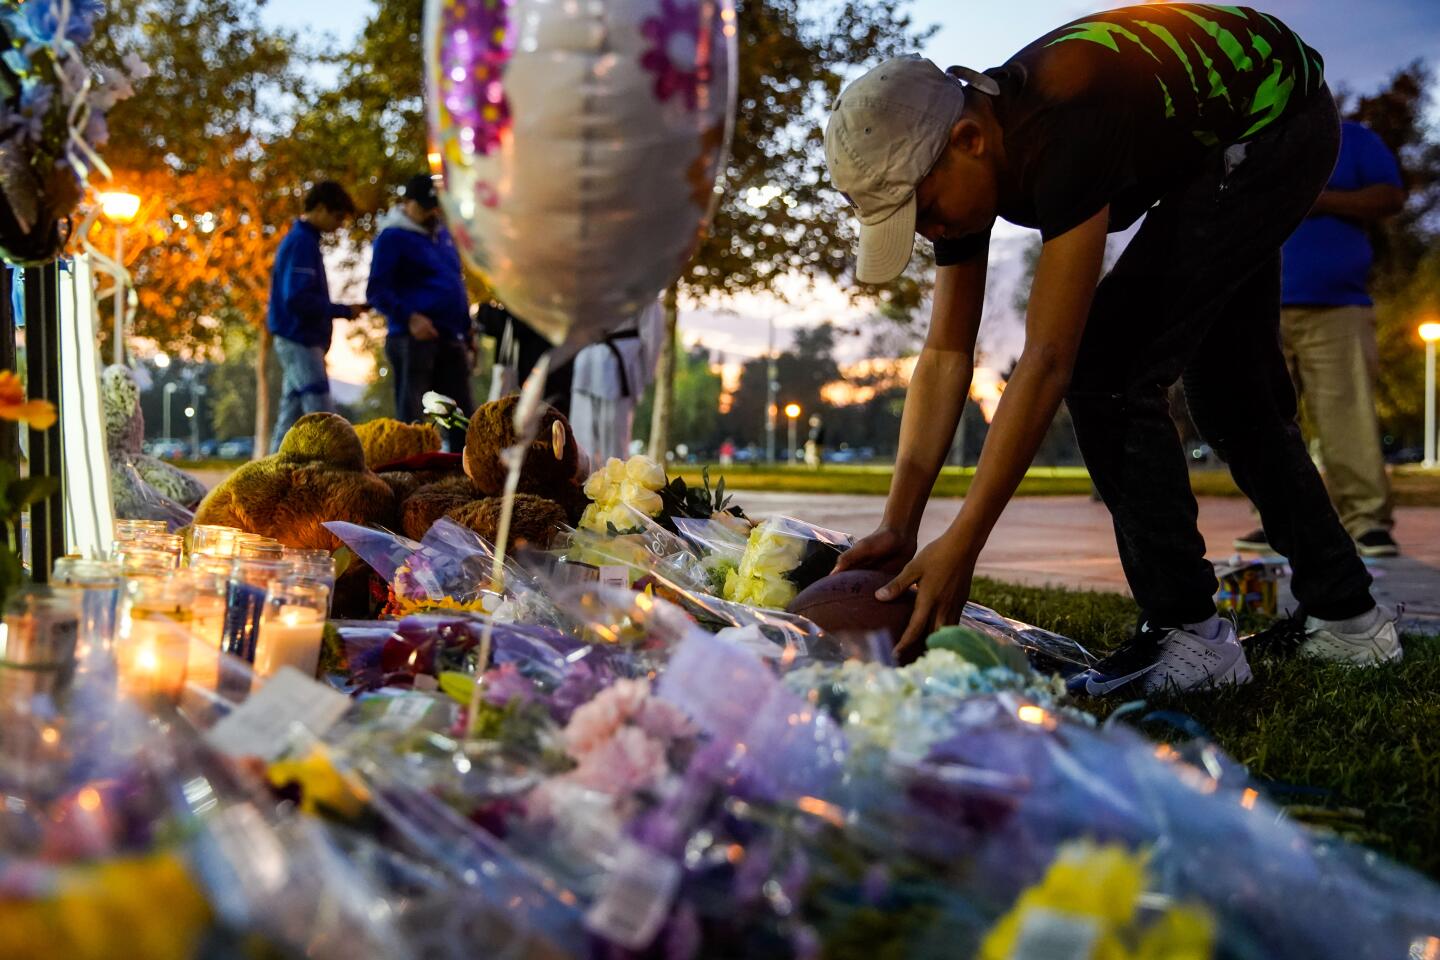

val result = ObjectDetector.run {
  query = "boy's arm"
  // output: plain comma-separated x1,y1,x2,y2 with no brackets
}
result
879,206,1108,652
367,233,436,338
836,246,988,574
283,238,346,323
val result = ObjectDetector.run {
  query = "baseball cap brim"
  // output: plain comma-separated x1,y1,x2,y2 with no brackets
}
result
854,193,916,284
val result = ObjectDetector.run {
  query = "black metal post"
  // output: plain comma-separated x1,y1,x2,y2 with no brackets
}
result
24,263,62,583
0,266,16,464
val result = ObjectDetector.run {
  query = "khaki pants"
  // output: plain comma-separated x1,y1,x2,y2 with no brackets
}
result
1280,305,1394,537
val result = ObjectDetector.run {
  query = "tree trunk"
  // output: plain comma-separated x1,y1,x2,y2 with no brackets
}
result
254,326,273,458
647,283,680,461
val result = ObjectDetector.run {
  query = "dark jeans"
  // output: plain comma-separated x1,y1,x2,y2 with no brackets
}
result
1067,87,1373,625
385,334,475,451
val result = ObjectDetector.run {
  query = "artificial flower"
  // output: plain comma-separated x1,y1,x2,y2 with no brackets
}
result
978,841,1214,960
268,748,370,820
0,370,56,429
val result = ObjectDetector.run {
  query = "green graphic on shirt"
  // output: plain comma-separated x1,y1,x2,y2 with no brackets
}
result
1188,36,1233,105
1243,57,1296,137
1044,5,1323,143
1134,20,1200,98
1173,8,1254,72
1157,76,1176,118
1046,20,1161,61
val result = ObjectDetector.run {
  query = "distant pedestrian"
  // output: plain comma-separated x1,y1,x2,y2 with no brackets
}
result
804,415,826,469
569,300,665,462
719,438,736,467
1234,120,1406,558
368,174,474,451
266,180,365,451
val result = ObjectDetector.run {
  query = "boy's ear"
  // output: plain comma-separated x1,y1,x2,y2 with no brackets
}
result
949,117,986,158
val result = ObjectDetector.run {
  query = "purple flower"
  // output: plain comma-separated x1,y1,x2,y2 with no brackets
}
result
2,0,105,47
483,662,540,707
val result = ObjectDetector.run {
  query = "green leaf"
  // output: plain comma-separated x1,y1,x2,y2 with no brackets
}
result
10,476,59,510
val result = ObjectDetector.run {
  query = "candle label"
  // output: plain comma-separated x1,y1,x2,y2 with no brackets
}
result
222,582,267,663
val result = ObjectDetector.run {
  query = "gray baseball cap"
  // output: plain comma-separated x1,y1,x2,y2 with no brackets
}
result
825,55,999,284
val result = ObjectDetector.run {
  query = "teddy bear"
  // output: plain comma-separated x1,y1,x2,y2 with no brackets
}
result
193,412,397,550
394,395,587,550
102,364,207,527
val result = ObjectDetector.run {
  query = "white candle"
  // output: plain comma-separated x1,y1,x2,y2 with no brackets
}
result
254,605,324,679
118,610,191,703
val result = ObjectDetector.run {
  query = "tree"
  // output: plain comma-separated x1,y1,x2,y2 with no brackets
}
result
636,343,726,455
642,0,934,453
87,0,314,455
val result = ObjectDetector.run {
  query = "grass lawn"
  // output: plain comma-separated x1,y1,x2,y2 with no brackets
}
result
675,463,1440,505
968,576,1440,880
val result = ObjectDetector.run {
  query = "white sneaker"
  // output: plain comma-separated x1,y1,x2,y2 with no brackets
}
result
1301,606,1403,665
1068,619,1253,698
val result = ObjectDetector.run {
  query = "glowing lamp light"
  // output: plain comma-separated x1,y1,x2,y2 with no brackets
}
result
1016,705,1049,726
98,191,141,224
784,403,801,419
153,352,171,369
1420,321,1440,343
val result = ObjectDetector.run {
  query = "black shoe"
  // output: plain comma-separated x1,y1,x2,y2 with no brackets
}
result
1233,528,1270,552
1355,529,1399,558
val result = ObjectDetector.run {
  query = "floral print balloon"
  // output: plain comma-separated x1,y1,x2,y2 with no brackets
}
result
425,0,737,348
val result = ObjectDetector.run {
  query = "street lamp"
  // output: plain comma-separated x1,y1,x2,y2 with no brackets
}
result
162,382,178,442
98,191,141,366
1421,320,1440,468
188,384,206,459
784,402,801,464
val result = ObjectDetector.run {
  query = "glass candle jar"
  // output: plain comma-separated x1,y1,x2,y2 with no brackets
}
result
190,524,241,561
113,519,168,544
236,535,285,561
51,558,123,662
221,558,294,664
117,574,195,705
186,559,233,691
0,590,81,711
254,577,330,680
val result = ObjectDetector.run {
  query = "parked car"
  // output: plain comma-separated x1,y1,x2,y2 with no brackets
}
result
145,439,187,461
216,437,255,461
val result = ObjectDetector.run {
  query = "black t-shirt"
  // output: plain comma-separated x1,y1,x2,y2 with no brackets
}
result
935,3,1326,264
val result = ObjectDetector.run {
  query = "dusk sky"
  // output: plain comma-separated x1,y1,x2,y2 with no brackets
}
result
266,1,1440,374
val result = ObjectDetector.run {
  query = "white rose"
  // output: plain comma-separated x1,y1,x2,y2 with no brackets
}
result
422,391,455,416
624,455,668,491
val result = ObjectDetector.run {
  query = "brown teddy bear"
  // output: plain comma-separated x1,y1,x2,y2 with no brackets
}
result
395,396,587,549
354,418,442,471
193,413,398,550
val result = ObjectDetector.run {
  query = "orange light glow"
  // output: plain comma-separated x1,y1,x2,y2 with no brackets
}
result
1420,321,1440,343
77,787,102,812
784,402,801,419
1240,788,1259,810
98,191,141,224
1016,705,1049,725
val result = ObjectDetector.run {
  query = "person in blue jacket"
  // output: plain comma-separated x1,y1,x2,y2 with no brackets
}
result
266,181,365,451
367,174,474,450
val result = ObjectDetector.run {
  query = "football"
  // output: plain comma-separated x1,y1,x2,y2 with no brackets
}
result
786,569,916,645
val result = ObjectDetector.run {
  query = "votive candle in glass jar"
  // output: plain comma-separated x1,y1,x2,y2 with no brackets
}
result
254,577,330,680
116,574,195,705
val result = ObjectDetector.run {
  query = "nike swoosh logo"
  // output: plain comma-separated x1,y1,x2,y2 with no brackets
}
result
1083,664,1157,696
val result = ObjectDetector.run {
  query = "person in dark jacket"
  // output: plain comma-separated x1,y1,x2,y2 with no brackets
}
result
266,181,364,451
368,174,474,450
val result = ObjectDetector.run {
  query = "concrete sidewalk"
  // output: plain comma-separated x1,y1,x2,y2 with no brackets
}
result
741,491,1440,633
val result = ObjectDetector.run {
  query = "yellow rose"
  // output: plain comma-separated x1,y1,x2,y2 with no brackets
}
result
604,457,628,485
624,454,668,491
583,468,609,500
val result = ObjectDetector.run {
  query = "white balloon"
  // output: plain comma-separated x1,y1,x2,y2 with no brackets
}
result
425,0,737,349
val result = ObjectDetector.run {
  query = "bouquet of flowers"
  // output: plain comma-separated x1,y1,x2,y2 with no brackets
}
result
0,0,150,263
722,516,853,610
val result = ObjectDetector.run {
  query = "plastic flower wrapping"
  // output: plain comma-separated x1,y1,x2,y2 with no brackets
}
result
723,516,853,609
12,476,1440,958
